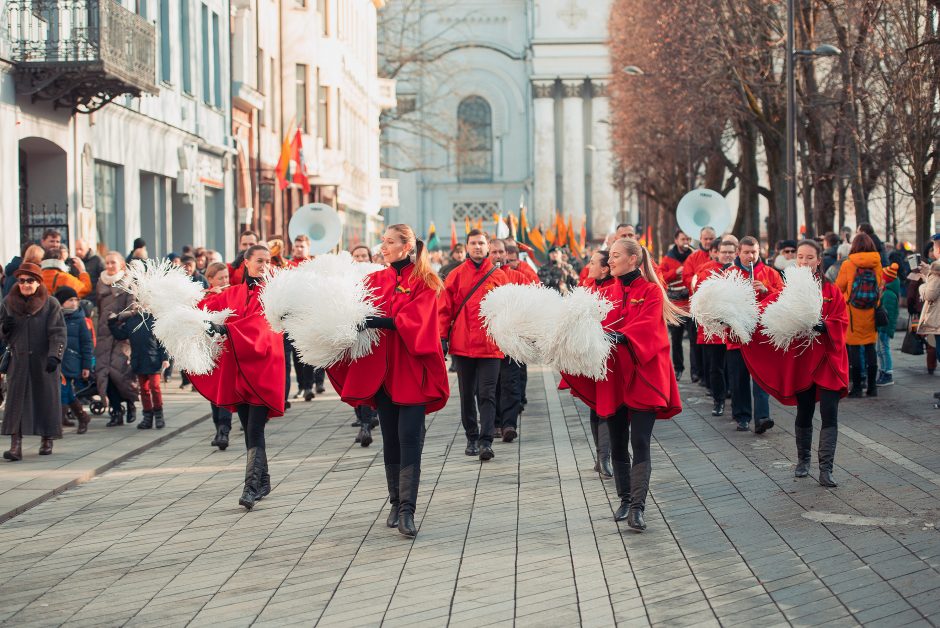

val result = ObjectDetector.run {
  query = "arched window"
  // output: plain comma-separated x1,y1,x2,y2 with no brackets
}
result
456,96,493,183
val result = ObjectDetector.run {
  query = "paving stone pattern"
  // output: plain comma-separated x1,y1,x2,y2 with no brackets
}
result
0,348,938,627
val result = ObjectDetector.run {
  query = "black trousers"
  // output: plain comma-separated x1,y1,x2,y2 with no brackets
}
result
668,317,698,375
496,358,524,430
453,356,501,444
375,389,425,470
607,407,656,467
691,325,706,382
795,386,839,429
236,404,268,450
290,342,315,391
703,344,727,403
847,344,877,389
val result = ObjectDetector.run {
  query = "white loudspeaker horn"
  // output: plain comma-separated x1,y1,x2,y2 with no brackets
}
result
289,203,343,255
676,189,731,238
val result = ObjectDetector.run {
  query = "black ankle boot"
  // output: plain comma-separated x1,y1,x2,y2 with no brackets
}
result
125,403,137,424
138,411,154,429
818,427,838,487
239,448,263,510
794,426,812,477
385,464,400,528
257,449,270,499
712,401,724,416
358,422,373,447
611,458,632,521
211,423,221,446
153,408,165,429
217,425,230,451
397,464,420,537
627,461,651,531
106,408,124,427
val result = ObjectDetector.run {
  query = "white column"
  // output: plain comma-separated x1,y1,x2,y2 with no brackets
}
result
562,80,585,224
590,82,617,238
532,80,556,225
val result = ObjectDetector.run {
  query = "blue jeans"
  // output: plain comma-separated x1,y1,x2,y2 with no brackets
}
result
877,330,893,373
727,349,770,423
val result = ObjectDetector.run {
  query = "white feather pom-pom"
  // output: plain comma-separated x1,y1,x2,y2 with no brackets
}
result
120,259,204,317
354,261,386,278
260,265,307,332
760,265,823,350
690,272,760,343
152,306,232,375
542,287,615,380
480,284,564,364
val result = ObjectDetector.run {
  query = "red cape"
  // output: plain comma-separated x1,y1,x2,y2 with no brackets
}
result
740,280,849,405
560,276,681,419
327,263,449,414
188,281,286,417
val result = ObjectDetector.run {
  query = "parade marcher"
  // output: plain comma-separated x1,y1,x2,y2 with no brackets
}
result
660,229,696,381
581,249,615,479
109,304,170,430
1,262,66,460
328,225,449,537
835,233,883,397
693,239,735,416
682,227,717,386
41,246,92,299
561,238,683,530
55,287,93,434
285,235,318,403
439,229,510,461
439,244,466,280
189,245,285,510
725,236,783,433
345,244,382,443
204,262,233,449
96,252,140,426
741,240,848,487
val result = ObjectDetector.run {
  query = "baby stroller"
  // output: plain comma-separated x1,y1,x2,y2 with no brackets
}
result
74,372,106,416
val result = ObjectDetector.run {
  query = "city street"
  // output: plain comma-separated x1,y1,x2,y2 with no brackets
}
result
0,349,938,627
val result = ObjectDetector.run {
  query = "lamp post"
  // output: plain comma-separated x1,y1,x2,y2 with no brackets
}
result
785,0,841,240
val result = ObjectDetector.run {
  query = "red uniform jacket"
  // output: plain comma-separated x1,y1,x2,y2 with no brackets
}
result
682,248,711,292
515,261,539,284
227,261,246,286
660,245,693,308
327,262,449,414
189,280,286,417
439,259,510,358
741,280,849,404
725,260,784,350
503,265,538,286
561,275,681,419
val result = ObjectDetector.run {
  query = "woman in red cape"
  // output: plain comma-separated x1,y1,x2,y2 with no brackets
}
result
189,245,285,510
741,240,848,487
327,224,448,537
561,238,683,531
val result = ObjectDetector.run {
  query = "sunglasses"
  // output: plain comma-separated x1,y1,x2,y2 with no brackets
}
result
17,278,39,284
782,249,796,254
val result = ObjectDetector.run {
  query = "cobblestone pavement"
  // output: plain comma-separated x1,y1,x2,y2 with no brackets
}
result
0,347,938,627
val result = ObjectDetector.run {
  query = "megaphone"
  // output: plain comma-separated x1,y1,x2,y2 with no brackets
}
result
288,203,343,256
676,189,731,238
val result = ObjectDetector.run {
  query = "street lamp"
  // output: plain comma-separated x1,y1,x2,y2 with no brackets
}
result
785,0,841,240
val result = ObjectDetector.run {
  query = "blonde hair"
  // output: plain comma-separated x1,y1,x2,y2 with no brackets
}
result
610,238,687,326
387,224,443,294
23,244,44,265
105,250,126,267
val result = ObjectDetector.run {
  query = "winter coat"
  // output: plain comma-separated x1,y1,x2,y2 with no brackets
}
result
822,246,839,273
439,258,510,359
2,256,21,296
918,274,940,336
0,286,66,437
40,260,92,298
95,275,139,402
660,245,693,308
835,251,883,345
328,261,449,414
877,279,901,338
62,308,94,379
108,312,168,375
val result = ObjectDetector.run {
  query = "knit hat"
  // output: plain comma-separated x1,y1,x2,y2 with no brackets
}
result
54,286,78,304
883,263,899,283
13,261,43,283
132,237,147,250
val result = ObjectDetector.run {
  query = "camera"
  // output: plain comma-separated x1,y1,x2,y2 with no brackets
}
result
907,253,921,269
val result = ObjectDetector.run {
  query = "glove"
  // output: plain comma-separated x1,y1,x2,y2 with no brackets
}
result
606,331,627,345
812,322,827,334
206,322,228,337
441,339,449,356
45,356,60,373
363,316,395,330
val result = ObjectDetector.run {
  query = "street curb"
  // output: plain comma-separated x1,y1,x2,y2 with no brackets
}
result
0,412,212,525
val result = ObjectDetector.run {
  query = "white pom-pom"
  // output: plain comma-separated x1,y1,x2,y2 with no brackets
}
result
354,261,386,278
120,259,204,317
542,287,614,380
690,271,760,343
259,266,307,333
480,284,563,364
760,265,823,350
152,307,232,375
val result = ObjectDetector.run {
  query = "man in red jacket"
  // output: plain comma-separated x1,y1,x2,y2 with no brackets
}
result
660,229,696,381
726,236,784,433
228,230,260,285
440,230,510,461
682,226,718,387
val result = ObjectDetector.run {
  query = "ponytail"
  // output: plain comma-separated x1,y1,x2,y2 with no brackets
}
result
612,239,688,326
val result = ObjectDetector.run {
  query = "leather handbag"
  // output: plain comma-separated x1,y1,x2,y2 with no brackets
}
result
901,315,924,356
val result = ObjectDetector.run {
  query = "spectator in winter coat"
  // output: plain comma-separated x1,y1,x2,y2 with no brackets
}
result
836,233,884,397
826,243,852,283
41,246,92,298
908,241,940,373
3,244,44,296
109,307,169,430
72,239,105,298
917,260,940,340
55,287,94,433
126,237,148,264
858,223,888,266
822,232,840,273
96,252,140,426
876,264,901,387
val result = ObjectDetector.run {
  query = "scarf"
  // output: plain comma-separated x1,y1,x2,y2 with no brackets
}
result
99,270,125,286
41,259,68,272
6,284,49,316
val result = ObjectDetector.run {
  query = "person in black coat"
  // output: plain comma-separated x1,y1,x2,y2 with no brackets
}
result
55,287,94,434
109,308,169,430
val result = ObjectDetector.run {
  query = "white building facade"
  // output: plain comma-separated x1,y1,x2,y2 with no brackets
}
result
381,0,617,244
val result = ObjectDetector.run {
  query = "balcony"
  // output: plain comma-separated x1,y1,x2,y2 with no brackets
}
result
7,0,157,113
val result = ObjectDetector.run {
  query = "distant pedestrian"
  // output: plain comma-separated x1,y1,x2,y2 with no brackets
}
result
41,246,92,298
3,243,44,296
95,252,140,426
108,305,169,430
876,264,901,387
126,238,148,264
1,262,66,460
55,286,94,434
836,233,883,397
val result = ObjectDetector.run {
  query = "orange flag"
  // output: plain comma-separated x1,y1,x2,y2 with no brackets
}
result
450,221,458,250
555,213,568,247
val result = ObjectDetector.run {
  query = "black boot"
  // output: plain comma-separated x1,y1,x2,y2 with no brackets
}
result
357,421,373,447
106,407,124,427
153,408,165,429
711,400,724,416
597,421,613,479
125,402,137,424
848,365,863,397
385,464,400,528
397,464,420,537
627,461,651,531
612,458,631,521
137,410,154,429
465,438,479,457
866,364,878,397
239,448,263,509
794,427,812,477
211,423,221,446
818,426,838,487
217,425,230,451
257,449,270,499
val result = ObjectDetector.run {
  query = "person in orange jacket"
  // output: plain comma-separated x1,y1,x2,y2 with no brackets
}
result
439,229,510,461
835,233,884,396
41,246,92,299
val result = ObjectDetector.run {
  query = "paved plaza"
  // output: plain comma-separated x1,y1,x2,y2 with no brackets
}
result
0,350,938,627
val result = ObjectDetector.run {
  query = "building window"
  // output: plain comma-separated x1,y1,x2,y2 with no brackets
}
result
295,64,308,131
212,11,222,107
180,0,192,93
159,0,171,83
456,96,493,183
317,72,330,147
94,162,124,253
201,4,211,104
136,0,147,17
269,57,277,129
336,88,342,150
452,201,500,223
317,0,328,34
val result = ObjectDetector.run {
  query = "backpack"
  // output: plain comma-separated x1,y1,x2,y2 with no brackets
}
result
848,267,879,309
